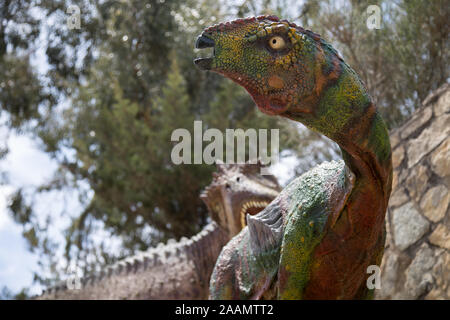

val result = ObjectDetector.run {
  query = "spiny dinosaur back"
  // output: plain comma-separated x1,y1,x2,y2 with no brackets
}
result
38,222,226,299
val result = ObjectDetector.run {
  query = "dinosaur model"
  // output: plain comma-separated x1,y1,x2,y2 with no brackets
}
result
37,161,280,299
194,15,393,299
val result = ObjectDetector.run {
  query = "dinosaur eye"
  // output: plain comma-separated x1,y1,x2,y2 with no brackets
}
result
268,36,285,50
236,177,240,182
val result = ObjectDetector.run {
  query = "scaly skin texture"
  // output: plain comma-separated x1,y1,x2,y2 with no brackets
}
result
37,162,280,300
195,16,392,300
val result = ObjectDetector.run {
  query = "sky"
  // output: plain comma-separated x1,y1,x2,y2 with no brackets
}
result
0,132,57,294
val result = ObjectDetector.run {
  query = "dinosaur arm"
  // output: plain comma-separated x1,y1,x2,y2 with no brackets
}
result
210,196,284,299
277,161,354,299
210,161,354,299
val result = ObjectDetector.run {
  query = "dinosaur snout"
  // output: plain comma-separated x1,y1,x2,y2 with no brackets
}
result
195,34,214,48
194,34,215,70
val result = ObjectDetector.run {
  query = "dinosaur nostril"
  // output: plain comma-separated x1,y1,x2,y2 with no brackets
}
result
226,184,231,190
236,177,240,182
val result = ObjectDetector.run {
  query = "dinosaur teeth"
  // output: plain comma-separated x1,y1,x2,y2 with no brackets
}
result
239,200,271,220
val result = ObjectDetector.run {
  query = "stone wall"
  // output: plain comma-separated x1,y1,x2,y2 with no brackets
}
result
377,83,449,299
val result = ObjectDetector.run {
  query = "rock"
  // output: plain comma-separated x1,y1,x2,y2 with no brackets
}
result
392,169,399,191
433,87,450,116
398,167,410,184
425,288,444,300
385,213,393,247
400,107,432,140
407,114,450,168
429,224,450,250
405,164,429,202
392,145,405,169
419,185,449,222
430,138,450,178
390,131,401,149
392,202,430,250
422,83,449,107
432,250,450,289
379,251,399,298
425,251,450,299
405,243,436,299
389,188,409,208
380,84,449,300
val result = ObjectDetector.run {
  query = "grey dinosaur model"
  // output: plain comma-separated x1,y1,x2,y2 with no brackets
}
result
37,161,280,299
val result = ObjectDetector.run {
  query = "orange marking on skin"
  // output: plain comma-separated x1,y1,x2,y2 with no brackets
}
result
314,51,341,99
268,75,285,89
314,57,328,97
291,51,341,116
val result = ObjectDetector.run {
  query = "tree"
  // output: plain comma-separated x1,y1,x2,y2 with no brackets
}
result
7,0,301,287
296,0,449,128
0,0,55,130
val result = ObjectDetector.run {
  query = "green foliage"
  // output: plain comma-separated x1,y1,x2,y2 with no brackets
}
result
296,0,449,128
63,56,211,249
0,286,30,300
0,0,52,128
0,55,45,127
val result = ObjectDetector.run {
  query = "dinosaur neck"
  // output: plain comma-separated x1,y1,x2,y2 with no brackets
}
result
285,60,392,209
336,114,392,209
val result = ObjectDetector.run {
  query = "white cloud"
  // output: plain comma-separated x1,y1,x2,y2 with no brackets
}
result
0,227,41,294
0,185,14,231
2,134,57,187
269,153,299,186
0,132,58,295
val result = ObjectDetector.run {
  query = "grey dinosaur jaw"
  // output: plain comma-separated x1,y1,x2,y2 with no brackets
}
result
240,200,271,227
195,34,214,48
194,57,213,70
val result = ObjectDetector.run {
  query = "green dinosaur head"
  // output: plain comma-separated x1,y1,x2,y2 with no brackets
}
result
195,15,375,141
195,15,326,116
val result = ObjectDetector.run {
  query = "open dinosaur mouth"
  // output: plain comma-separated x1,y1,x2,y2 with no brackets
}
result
194,34,215,70
240,200,270,227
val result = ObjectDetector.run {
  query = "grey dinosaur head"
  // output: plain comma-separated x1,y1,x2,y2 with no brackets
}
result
200,160,281,236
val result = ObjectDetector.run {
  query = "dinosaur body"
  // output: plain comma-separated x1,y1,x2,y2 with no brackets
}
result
38,161,279,299
38,222,227,300
195,16,392,299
